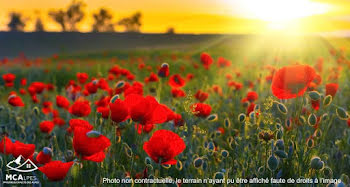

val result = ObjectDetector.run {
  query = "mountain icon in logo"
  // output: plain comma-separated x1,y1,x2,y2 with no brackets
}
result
6,155,38,172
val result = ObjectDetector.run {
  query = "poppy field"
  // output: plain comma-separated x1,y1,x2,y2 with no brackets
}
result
0,36,350,186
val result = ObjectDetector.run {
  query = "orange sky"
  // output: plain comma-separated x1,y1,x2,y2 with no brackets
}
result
1,0,350,34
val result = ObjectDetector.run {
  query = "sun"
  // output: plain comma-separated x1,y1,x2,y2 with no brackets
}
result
228,0,331,32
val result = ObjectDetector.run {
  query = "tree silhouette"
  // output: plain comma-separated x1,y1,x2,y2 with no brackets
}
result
49,0,85,32
166,27,175,34
118,12,142,33
35,18,45,32
92,8,115,32
7,12,26,32
49,10,66,31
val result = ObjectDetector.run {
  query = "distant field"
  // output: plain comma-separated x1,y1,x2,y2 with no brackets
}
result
1,32,349,58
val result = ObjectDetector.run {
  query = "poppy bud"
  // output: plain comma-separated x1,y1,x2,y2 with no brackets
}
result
86,130,101,138
176,160,183,171
299,116,306,125
310,156,324,170
110,94,120,103
207,142,215,152
275,139,284,150
145,157,152,165
308,91,321,101
322,113,329,121
221,150,229,158
213,172,225,180
224,118,231,128
33,106,40,116
322,167,333,178
162,164,171,169
308,113,317,127
307,138,314,148
276,130,283,139
336,107,348,120
92,79,99,85
124,143,133,157
314,129,322,138
115,81,125,88
238,113,246,123
158,63,169,78
257,166,265,175
323,95,332,107
206,114,218,122
0,105,4,112
43,147,52,155
277,102,288,115
285,118,292,130
268,155,278,171
193,157,203,168
275,150,287,159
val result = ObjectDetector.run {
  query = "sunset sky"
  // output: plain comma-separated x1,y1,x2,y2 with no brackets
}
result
1,0,350,34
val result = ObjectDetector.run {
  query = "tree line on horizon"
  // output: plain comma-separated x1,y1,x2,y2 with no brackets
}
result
6,0,175,34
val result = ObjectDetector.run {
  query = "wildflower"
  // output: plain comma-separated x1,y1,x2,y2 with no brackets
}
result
143,130,185,165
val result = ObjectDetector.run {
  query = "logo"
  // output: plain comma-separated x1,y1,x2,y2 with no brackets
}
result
2,155,39,185
6,155,38,172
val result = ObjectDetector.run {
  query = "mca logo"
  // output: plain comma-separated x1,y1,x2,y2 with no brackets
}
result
6,155,38,173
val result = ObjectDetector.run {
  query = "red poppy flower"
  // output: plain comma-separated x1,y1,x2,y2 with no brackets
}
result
190,103,212,117
39,161,74,181
69,100,91,117
173,114,185,127
158,63,169,78
109,98,129,123
0,136,14,155
217,127,225,134
20,78,27,86
217,57,231,67
2,73,16,87
124,82,144,97
186,73,194,81
311,99,320,111
39,121,55,134
8,94,25,107
246,91,258,102
247,103,256,115
98,78,109,90
135,123,154,134
143,130,185,165
347,119,350,128
56,95,70,109
125,94,169,125
271,65,316,99
194,90,209,102
36,147,52,164
53,117,66,127
168,74,186,88
67,119,93,133
325,83,339,97
46,83,55,91
73,127,111,162
11,141,35,159
200,52,213,70
145,72,159,83
97,106,110,119
30,82,46,94
42,101,53,114
85,80,99,94
171,88,186,98
19,88,26,95
77,72,89,84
